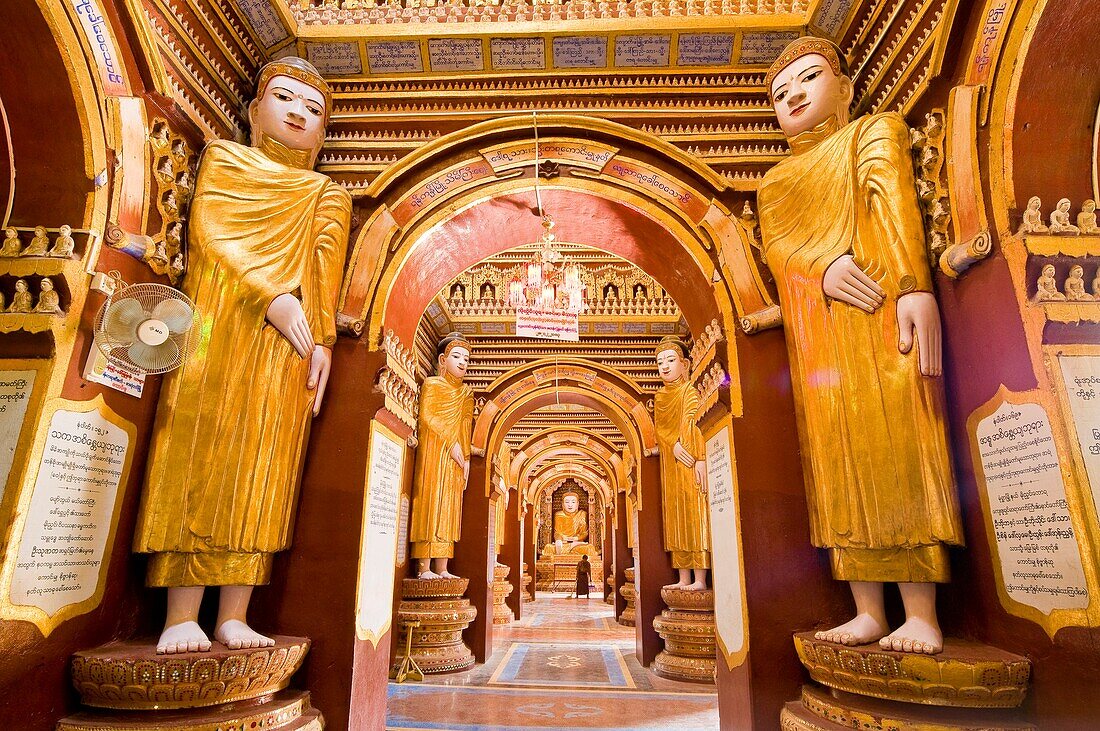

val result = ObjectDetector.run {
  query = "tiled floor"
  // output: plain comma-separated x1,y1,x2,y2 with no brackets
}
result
386,591,719,731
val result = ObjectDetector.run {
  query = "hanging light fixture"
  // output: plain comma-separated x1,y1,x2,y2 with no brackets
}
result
507,112,588,315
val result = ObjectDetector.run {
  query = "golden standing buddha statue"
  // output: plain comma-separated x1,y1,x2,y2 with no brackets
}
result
758,37,964,654
132,57,351,655
653,337,710,591
409,332,474,579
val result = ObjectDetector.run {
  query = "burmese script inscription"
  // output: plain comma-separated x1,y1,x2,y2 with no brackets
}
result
307,42,363,75
11,405,130,618
0,370,36,503
491,38,545,70
355,422,404,644
1057,354,1100,521
705,426,746,664
614,35,670,67
428,38,484,72
677,34,733,66
976,400,1089,614
366,41,423,74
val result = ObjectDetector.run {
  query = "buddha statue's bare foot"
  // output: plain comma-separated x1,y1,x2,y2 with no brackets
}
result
438,570,460,579
878,617,942,654
156,621,212,655
663,580,689,590
417,570,442,579
683,580,708,591
814,613,888,646
214,619,275,650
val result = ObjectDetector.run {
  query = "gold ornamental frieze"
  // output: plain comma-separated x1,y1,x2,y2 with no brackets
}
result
792,633,1030,709
58,690,323,731
780,683,1036,731
70,636,310,711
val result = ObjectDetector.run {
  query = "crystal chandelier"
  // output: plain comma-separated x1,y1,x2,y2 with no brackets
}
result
506,113,588,315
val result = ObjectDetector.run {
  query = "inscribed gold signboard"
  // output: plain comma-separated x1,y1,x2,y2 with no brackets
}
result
0,396,135,635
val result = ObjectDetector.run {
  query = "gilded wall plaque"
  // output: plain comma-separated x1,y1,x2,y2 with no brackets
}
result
0,396,136,635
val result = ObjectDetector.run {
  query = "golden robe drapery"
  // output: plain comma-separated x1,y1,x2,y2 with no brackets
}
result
134,139,351,587
410,371,474,559
553,509,588,543
757,113,963,583
654,377,710,569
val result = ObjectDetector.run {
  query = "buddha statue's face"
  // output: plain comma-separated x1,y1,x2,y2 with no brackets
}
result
1042,264,1056,278
770,53,853,138
439,345,470,380
1085,201,1097,213
1071,265,1083,277
41,279,53,292
563,494,579,513
1028,196,1041,211
1058,199,1071,212
656,347,688,383
249,74,327,154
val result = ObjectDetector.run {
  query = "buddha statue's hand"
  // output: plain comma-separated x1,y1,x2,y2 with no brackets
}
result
694,460,707,494
823,255,885,313
897,291,942,377
308,346,332,416
673,441,696,468
266,293,315,358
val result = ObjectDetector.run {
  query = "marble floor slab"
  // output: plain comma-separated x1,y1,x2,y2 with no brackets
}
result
386,592,719,730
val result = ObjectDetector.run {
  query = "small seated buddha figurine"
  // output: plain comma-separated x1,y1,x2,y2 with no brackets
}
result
48,225,75,258
0,228,21,257
1035,263,1065,301
22,226,49,256
1092,270,1100,298
7,279,34,313
1018,196,1047,234
1077,200,1099,234
1064,265,1092,301
1049,198,1080,234
34,278,62,314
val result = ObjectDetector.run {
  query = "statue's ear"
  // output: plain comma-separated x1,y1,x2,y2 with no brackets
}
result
839,75,855,108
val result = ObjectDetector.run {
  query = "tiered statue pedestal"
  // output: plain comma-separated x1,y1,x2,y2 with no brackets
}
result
605,574,614,605
492,563,515,625
780,633,1033,730
618,566,636,626
57,637,320,730
394,577,477,674
535,556,555,591
521,562,533,602
652,587,716,684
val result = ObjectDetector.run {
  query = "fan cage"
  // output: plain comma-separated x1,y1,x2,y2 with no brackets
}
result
94,283,200,375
